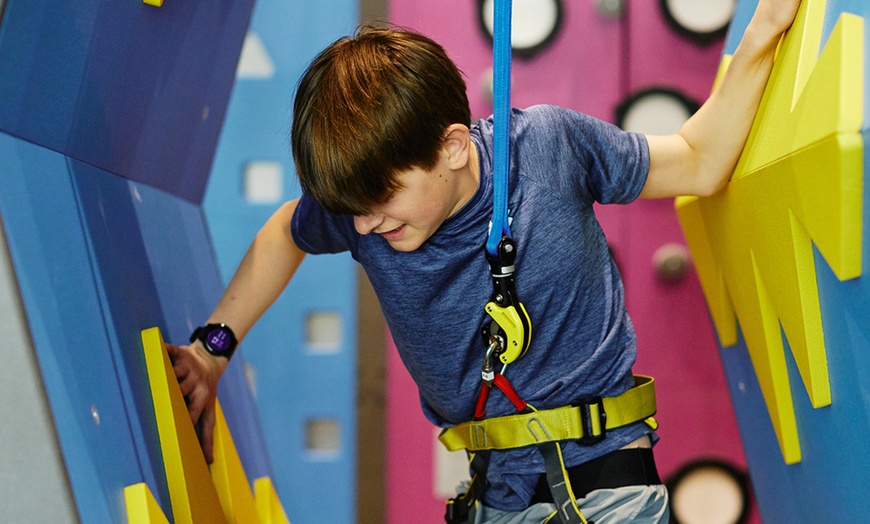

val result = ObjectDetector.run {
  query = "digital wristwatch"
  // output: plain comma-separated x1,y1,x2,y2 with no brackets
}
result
189,323,238,360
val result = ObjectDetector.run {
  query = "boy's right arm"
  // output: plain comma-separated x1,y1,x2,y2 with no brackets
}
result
639,0,801,199
166,198,306,462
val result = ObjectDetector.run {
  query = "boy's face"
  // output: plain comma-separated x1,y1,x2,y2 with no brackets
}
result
353,144,478,252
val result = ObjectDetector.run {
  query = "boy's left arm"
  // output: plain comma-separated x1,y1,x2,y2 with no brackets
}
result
640,0,802,199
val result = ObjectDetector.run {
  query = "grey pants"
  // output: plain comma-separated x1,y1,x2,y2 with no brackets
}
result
474,485,669,524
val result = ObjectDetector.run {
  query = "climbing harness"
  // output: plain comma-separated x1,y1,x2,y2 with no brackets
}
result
442,376,659,524
442,1,659,523
441,376,658,453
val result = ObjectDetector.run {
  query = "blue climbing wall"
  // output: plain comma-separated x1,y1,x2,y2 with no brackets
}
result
203,0,361,522
0,0,252,203
711,0,870,520
0,0,364,521
0,0,279,521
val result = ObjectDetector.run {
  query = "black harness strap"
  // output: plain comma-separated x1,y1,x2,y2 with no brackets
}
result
538,442,593,524
445,451,490,524
533,447,662,504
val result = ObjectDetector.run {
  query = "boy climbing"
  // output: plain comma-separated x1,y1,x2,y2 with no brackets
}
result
168,1,801,521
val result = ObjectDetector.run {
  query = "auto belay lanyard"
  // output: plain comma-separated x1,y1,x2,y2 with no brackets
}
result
445,0,534,522
444,2,594,523
481,0,531,388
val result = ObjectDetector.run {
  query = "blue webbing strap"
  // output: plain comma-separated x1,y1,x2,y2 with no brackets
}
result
486,0,512,258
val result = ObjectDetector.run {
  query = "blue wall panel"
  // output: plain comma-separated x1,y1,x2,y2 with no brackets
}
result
132,180,274,483
0,132,150,522
202,0,360,522
0,131,278,521
0,0,283,520
720,301,870,521
0,0,255,203
70,159,171,502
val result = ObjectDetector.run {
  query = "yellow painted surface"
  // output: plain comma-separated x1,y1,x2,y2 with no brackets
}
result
141,327,228,523
675,0,864,464
124,483,171,524
255,477,292,524
137,327,293,522
143,0,164,6
211,401,262,523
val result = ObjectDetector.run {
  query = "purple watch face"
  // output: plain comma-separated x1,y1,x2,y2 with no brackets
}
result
207,328,232,353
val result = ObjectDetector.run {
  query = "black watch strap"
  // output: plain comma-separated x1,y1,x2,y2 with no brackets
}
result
190,323,238,360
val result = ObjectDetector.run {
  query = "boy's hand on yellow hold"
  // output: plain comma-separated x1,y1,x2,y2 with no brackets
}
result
166,341,225,463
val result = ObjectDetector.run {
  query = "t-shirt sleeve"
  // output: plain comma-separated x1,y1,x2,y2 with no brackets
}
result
526,105,650,206
291,193,359,255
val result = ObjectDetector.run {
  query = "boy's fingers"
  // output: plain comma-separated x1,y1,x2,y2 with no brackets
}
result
199,405,217,464
173,360,190,381
165,341,220,463
187,390,205,425
178,376,194,397
165,343,182,363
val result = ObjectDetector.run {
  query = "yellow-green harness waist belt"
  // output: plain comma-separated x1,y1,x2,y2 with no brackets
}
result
439,375,657,452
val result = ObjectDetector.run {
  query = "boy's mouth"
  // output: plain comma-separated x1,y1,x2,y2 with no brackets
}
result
379,224,406,240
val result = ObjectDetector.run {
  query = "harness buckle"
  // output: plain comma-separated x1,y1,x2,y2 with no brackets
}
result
578,398,607,446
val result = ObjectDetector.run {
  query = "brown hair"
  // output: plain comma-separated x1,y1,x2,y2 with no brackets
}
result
291,26,471,215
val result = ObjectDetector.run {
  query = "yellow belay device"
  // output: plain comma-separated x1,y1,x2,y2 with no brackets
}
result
439,2,657,523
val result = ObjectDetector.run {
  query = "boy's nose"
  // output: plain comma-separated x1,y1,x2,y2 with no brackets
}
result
353,213,384,235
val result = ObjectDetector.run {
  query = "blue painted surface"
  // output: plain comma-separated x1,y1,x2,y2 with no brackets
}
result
723,0,757,56
0,132,149,522
0,0,254,203
717,2,870,520
132,180,274,483
69,159,171,506
0,131,280,521
202,0,360,521
0,0,287,521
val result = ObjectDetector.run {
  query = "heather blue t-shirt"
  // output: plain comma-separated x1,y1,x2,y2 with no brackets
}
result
292,105,654,510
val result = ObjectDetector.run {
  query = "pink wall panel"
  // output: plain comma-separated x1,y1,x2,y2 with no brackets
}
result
388,0,626,122
625,2,724,101
384,335,445,523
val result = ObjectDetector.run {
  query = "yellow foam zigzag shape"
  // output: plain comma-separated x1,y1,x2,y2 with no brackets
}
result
255,478,292,524
212,401,263,523
675,0,863,464
140,326,228,523
126,327,290,523
124,483,171,524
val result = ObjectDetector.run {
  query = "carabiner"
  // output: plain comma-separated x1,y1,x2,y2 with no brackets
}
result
481,339,500,384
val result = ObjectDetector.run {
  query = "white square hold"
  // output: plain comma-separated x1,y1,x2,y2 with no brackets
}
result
305,311,343,353
244,161,283,204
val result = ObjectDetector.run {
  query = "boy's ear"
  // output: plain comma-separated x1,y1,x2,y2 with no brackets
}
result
441,124,472,169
